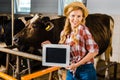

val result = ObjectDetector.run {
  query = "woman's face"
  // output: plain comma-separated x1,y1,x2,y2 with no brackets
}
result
68,9,83,30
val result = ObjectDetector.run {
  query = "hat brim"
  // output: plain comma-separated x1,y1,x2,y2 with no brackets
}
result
64,1,88,18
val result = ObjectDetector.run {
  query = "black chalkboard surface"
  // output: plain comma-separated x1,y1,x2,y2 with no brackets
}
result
42,44,70,67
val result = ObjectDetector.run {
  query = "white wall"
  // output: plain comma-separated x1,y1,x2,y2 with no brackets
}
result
87,0,120,15
110,15,120,63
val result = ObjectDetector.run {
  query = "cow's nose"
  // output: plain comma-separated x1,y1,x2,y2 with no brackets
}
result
13,37,19,43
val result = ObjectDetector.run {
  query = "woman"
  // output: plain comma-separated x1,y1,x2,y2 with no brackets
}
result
42,1,99,80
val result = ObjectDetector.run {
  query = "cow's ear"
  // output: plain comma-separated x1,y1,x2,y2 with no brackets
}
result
19,17,27,24
45,22,54,31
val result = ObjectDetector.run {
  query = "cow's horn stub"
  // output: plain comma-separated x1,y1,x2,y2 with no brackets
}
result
30,14,39,24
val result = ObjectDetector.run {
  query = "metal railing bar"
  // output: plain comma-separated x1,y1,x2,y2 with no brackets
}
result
0,47,42,61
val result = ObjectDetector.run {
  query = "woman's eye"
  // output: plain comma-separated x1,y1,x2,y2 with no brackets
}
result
71,15,75,17
78,15,81,18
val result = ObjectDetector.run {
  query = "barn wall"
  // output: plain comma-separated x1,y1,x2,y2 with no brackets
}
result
87,0,120,15
110,15,120,63
31,0,58,14
1,0,120,15
31,0,120,15
0,0,11,14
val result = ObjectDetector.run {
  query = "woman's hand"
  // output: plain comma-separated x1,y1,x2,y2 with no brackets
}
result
41,40,51,47
66,63,77,72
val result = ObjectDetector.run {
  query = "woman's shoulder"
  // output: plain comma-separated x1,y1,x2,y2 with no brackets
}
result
78,24,91,35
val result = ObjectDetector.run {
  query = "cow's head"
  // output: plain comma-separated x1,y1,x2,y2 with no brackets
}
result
13,14,54,53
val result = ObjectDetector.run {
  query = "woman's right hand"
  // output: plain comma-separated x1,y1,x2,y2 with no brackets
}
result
41,40,51,47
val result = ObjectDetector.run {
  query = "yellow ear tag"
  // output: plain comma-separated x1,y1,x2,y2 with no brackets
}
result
45,25,51,31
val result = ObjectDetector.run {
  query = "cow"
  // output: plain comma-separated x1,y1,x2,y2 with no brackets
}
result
0,15,55,75
0,16,33,72
0,16,33,46
86,14,114,79
13,15,65,53
13,13,114,79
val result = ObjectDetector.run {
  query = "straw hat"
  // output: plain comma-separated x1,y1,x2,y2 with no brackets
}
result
64,1,89,18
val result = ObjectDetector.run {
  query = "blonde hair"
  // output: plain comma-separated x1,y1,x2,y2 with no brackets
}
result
59,1,88,44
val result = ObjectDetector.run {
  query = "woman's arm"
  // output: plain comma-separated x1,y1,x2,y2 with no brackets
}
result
66,52,98,71
76,52,98,67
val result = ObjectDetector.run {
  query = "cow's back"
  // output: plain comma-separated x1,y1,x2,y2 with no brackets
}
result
86,13,114,55
50,16,66,44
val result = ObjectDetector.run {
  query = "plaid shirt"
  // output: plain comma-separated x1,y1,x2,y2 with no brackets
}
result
65,25,99,64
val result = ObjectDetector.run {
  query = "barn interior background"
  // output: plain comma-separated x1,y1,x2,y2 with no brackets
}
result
0,0,120,79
